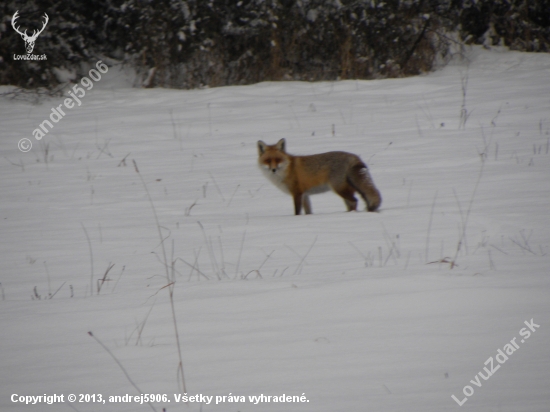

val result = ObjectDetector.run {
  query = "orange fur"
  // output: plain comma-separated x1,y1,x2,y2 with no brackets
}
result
257,138,381,215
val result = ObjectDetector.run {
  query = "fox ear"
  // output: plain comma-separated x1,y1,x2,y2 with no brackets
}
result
276,138,286,152
257,140,267,155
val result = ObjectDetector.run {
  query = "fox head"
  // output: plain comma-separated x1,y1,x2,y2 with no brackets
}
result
257,138,288,175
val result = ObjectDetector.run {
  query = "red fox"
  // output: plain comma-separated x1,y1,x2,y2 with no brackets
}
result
257,138,381,215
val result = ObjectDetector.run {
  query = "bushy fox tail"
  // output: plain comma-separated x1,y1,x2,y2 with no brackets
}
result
347,163,382,212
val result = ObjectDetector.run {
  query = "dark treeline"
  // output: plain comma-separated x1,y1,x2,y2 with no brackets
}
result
1,0,549,90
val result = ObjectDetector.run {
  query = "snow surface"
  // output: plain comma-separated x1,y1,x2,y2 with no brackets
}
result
1,47,549,412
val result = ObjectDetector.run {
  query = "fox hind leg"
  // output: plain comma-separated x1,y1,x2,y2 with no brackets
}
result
333,184,358,211
344,196,358,211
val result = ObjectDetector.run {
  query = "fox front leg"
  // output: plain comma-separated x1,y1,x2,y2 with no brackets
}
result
302,194,313,215
293,193,303,215
293,193,312,215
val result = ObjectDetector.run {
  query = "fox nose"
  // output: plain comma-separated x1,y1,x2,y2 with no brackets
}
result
271,168,277,173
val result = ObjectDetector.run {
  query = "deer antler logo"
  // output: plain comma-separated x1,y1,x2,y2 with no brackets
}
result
12,11,49,54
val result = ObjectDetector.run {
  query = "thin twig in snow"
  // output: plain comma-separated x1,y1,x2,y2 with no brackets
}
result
88,331,157,412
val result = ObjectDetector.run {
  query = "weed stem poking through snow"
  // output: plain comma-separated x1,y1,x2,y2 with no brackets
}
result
451,159,485,268
133,159,187,394
80,223,94,297
425,190,438,263
87,331,157,412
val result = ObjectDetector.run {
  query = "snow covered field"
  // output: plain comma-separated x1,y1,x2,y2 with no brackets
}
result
1,46,549,411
